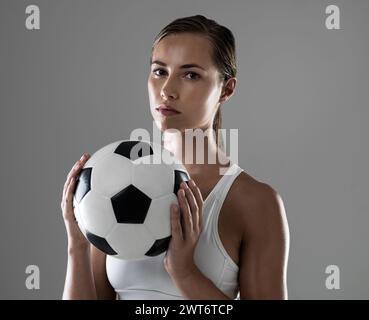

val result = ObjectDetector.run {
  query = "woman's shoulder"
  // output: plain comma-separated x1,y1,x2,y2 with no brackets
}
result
226,169,286,233
230,169,277,206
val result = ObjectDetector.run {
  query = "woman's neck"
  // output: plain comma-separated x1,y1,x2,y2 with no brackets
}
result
162,128,230,176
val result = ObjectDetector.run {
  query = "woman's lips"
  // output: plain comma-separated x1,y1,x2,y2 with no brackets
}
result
156,108,181,116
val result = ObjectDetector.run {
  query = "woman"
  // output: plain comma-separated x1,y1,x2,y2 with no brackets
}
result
61,15,290,300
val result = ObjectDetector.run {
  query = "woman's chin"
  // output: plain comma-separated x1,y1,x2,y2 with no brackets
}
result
155,119,183,133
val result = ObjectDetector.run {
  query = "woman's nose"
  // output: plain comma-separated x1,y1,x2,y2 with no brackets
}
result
160,80,178,100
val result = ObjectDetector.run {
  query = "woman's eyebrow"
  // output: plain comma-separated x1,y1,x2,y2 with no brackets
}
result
151,60,206,71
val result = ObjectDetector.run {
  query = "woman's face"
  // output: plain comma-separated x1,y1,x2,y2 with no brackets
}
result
148,33,224,133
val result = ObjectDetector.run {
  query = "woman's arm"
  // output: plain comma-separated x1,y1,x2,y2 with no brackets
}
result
62,231,97,300
238,184,290,299
90,246,117,300
62,226,116,300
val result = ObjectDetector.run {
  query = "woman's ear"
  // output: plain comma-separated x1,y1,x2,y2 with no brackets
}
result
219,77,237,103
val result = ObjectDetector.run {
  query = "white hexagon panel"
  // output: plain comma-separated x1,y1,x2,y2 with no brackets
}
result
91,152,133,197
132,162,175,199
84,140,122,168
106,224,156,261
144,193,178,240
78,190,116,238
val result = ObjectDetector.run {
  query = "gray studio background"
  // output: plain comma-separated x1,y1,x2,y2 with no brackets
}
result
1,0,368,299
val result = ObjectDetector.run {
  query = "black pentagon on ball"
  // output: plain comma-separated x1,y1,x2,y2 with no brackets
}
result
173,170,190,195
145,235,172,257
86,230,117,255
111,184,152,224
74,167,92,204
114,140,154,161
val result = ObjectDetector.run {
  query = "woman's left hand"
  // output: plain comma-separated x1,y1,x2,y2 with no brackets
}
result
164,179,204,281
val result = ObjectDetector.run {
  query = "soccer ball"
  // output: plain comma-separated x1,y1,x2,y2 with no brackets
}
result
73,139,190,261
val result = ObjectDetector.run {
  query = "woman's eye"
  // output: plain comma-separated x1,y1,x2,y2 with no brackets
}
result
185,72,200,80
153,68,166,76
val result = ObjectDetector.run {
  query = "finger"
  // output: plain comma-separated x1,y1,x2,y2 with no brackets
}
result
62,171,75,207
67,153,90,179
62,154,90,212
66,176,76,206
63,160,82,194
63,154,90,196
68,154,88,176
64,177,77,220
178,188,193,237
63,170,78,203
61,175,74,212
170,203,183,243
188,179,203,232
182,182,199,233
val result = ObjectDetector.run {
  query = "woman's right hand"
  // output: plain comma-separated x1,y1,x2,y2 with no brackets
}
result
61,153,91,251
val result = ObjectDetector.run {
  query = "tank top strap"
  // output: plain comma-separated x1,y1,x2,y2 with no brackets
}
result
211,162,244,206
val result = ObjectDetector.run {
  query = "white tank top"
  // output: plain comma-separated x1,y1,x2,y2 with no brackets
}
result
106,162,243,300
